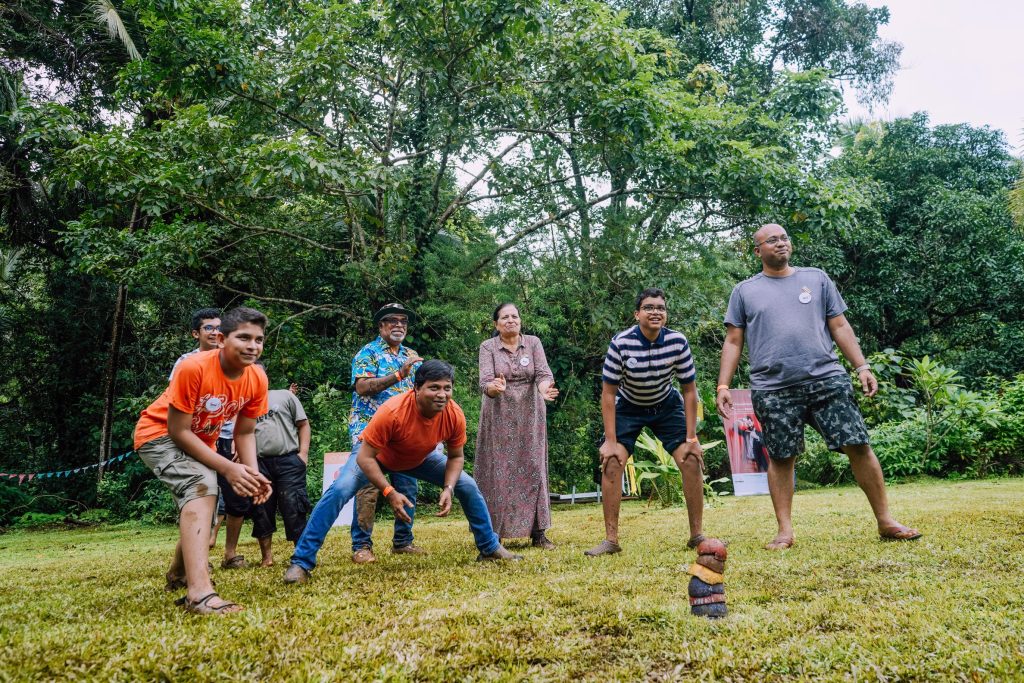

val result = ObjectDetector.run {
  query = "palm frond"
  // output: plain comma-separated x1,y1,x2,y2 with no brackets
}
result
92,0,142,62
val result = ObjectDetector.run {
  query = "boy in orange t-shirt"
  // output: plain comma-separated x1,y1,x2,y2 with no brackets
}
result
284,360,522,585
134,307,271,615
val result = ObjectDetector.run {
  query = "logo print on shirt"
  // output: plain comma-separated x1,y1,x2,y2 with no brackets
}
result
192,393,249,436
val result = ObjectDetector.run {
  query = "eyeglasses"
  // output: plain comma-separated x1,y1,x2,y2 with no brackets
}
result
755,234,791,247
640,305,667,313
200,324,220,332
381,317,408,327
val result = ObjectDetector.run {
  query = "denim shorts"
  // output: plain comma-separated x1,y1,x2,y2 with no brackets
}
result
611,390,688,455
752,374,870,459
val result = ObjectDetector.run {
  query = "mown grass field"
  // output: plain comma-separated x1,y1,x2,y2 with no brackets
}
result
2,478,1023,681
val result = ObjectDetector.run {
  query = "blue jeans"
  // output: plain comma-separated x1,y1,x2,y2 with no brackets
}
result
349,441,420,550
291,449,500,571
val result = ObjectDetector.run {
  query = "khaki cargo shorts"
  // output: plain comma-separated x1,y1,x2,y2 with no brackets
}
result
137,435,219,510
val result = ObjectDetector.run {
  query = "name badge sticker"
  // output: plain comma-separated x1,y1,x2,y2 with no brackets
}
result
519,356,530,367
798,287,812,304
626,357,638,369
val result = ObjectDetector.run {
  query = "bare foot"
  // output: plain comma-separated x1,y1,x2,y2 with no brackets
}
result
260,558,274,568
765,534,794,550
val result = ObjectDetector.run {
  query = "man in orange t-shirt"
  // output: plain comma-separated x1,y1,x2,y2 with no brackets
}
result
134,307,271,615
284,360,522,584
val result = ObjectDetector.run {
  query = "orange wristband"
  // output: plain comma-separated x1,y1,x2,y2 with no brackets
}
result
394,371,403,383
716,384,729,391
382,486,394,498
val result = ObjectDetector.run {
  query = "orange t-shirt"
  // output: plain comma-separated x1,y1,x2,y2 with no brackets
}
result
360,391,467,471
133,350,269,449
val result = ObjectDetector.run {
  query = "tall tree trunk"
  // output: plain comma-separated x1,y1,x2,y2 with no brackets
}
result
97,203,139,483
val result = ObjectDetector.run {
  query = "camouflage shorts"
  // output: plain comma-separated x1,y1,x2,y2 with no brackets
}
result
751,375,869,460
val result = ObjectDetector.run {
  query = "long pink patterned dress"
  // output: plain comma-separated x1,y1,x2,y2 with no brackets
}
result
475,334,554,538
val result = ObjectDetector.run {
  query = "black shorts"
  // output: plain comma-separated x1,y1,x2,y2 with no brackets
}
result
251,451,311,541
215,437,253,518
610,390,688,455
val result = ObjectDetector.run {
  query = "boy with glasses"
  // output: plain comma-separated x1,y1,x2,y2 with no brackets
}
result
169,308,228,547
169,308,221,381
586,288,706,557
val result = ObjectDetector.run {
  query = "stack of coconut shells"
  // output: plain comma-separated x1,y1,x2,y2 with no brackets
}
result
687,537,728,618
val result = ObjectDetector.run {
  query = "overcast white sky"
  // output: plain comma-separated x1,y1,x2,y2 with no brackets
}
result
843,0,1024,152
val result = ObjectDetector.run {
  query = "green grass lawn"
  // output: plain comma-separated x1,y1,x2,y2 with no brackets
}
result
2,478,1024,681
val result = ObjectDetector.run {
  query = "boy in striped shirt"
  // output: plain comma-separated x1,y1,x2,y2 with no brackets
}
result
585,288,706,556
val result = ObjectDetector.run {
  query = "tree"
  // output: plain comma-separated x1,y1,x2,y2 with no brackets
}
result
802,113,1024,378
616,0,902,105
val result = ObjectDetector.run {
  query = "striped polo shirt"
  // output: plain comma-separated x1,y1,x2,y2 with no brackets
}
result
602,325,696,406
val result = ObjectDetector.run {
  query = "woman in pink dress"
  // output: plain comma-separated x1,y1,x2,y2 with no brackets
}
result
475,303,559,549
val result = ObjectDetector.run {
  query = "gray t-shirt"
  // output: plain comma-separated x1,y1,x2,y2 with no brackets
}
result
724,267,848,390
255,390,308,457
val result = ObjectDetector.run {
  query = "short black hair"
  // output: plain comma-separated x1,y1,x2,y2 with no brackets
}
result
492,302,517,322
635,288,666,310
413,359,455,388
190,307,221,331
220,307,268,336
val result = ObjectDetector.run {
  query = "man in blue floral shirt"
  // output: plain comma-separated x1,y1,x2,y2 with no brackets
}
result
348,303,425,563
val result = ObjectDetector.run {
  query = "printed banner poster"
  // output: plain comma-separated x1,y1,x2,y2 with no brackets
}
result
322,452,355,526
722,389,770,496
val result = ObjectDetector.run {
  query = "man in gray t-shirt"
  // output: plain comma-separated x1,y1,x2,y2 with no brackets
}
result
250,388,312,567
716,223,921,550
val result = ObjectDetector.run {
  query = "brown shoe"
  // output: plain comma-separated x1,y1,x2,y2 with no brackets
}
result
352,548,377,564
392,544,428,555
531,532,556,550
584,540,622,557
476,545,524,562
283,564,310,585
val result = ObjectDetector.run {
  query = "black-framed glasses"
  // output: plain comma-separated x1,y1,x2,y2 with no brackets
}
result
381,317,409,327
755,234,791,247
640,305,667,313
201,324,220,332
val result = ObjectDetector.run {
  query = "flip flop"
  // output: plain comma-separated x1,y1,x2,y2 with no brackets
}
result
181,592,243,615
880,525,922,542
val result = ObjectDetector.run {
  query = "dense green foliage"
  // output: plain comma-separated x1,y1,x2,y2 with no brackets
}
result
1,0,1022,525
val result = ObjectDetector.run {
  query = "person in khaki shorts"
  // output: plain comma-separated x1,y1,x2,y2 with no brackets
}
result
134,307,272,615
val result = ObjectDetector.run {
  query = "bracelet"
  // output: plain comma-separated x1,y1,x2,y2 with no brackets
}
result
382,485,394,498
716,384,729,391
854,364,870,374
686,437,700,444
394,371,403,383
